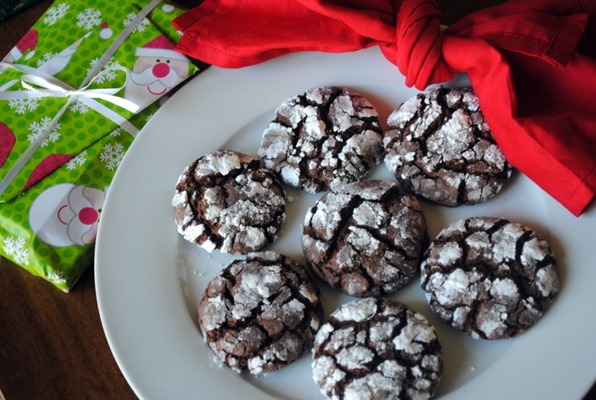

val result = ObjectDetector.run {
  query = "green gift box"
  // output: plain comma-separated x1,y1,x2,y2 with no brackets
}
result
0,103,160,291
0,0,203,291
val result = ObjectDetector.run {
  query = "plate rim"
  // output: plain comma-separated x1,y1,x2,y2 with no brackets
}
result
95,47,596,400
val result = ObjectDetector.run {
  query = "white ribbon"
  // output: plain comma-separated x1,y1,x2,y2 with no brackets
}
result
0,65,140,113
0,0,163,197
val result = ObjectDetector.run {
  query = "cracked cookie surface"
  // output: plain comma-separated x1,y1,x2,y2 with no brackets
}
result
384,87,513,206
420,217,560,339
302,180,427,297
198,251,323,374
258,86,384,193
172,150,286,254
312,298,443,400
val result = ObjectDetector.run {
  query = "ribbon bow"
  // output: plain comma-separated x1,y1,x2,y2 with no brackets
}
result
16,68,139,113
0,63,139,116
0,0,163,197
173,0,596,216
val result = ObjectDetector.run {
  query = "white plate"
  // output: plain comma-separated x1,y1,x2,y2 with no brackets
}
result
95,47,596,400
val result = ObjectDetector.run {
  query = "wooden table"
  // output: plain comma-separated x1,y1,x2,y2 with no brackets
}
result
0,1,594,399
0,9,136,400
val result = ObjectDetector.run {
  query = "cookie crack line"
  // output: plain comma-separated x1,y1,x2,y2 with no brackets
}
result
181,158,248,241
308,87,341,131
315,299,441,399
339,145,373,178
200,253,323,374
385,87,513,207
421,217,559,339
221,278,316,335
319,324,417,378
174,150,288,254
261,86,384,193
394,97,431,156
354,223,418,261
322,195,366,265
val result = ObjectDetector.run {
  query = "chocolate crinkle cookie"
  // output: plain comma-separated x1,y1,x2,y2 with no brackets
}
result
258,86,384,193
172,150,286,254
198,251,323,374
302,180,427,297
384,87,513,206
421,217,560,340
312,298,443,400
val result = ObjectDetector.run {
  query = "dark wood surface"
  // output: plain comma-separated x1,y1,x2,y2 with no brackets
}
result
0,3,162,399
0,1,594,399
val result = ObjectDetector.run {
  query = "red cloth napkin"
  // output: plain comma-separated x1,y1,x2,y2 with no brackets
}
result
173,0,596,216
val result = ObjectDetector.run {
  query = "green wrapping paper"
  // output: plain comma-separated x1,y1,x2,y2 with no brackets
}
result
0,103,160,291
0,0,203,291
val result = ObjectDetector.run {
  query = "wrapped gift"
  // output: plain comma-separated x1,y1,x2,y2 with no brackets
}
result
0,0,204,291
0,102,161,291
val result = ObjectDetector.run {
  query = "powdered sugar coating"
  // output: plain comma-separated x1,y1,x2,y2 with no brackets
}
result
384,87,513,206
302,180,427,297
421,217,560,339
172,150,286,254
199,251,323,374
258,86,384,193
312,298,442,400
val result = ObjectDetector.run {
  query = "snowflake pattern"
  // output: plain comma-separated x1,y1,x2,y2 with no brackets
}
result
28,117,61,147
47,270,67,286
43,3,70,25
144,113,155,124
122,12,151,32
109,128,122,137
69,100,89,114
76,8,102,30
3,236,29,266
66,150,87,170
87,59,124,84
99,142,125,170
8,98,39,115
36,52,56,67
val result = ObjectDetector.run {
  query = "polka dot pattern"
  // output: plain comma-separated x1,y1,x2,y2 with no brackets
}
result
0,0,197,203
0,1,200,291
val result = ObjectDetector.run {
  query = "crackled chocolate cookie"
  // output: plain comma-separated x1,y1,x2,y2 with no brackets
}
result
172,150,286,254
384,87,513,206
198,251,323,374
312,298,443,400
421,217,560,340
302,180,427,297
258,86,384,193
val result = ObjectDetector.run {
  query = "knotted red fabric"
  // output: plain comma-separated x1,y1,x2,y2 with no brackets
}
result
173,0,596,216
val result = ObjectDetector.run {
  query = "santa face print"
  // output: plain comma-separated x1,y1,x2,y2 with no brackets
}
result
124,52,191,109
123,35,191,109
130,56,189,96
29,183,105,247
